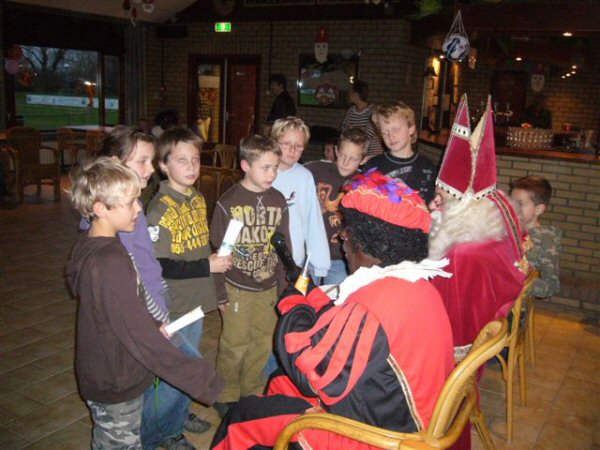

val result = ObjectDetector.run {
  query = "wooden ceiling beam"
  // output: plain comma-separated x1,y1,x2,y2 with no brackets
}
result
176,0,418,23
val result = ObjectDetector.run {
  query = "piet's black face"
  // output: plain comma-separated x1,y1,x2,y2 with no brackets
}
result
341,227,379,274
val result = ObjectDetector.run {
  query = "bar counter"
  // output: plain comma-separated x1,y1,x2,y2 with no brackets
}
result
417,129,600,316
418,130,600,165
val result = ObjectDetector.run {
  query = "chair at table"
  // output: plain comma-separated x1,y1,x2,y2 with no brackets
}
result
57,128,86,167
5,127,61,202
213,144,238,169
274,319,509,450
525,292,538,368
495,270,539,442
86,129,106,158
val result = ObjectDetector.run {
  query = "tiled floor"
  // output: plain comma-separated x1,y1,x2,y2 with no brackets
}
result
1,180,599,450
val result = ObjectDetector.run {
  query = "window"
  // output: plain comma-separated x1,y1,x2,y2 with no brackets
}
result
11,46,121,130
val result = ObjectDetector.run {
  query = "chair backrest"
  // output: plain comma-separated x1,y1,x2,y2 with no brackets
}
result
274,319,508,450
425,319,509,447
7,127,42,166
499,269,539,354
214,144,238,169
57,127,78,150
86,130,105,156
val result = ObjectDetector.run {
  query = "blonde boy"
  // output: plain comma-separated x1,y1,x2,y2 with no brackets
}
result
363,101,437,203
209,135,291,414
270,117,331,278
66,158,222,449
305,127,368,284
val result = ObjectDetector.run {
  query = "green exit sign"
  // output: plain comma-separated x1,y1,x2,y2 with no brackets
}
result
214,22,232,33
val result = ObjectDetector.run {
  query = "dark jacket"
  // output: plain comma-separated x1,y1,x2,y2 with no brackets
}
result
267,91,296,123
66,233,223,404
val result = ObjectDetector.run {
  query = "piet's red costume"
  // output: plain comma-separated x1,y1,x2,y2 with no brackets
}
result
431,95,529,450
211,173,455,450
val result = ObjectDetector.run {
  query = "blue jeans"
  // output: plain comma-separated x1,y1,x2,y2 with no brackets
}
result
141,321,203,449
323,259,348,286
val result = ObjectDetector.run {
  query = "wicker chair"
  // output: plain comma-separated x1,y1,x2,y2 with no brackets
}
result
86,129,106,158
57,127,86,167
274,319,509,450
5,127,61,202
495,270,540,442
197,166,244,220
213,144,238,169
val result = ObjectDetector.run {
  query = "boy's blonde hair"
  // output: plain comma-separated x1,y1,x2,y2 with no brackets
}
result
69,157,141,221
372,102,417,144
157,127,203,164
239,134,281,164
270,116,311,145
339,127,369,156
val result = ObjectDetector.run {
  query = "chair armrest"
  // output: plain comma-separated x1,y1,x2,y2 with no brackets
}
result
274,412,422,450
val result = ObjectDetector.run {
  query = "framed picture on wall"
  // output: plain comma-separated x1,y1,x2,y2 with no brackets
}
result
298,53,359,109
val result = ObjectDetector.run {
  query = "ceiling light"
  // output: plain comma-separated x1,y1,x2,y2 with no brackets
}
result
571,70,576,74
563,32,573,37
566,73,571,77
515,57,522,61
561,75,566,79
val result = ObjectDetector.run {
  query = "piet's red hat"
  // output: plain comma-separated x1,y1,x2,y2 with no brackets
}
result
341,169,431,233
436,94,496,200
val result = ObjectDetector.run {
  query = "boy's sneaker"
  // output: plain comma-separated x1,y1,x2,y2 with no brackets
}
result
160,434,196,450
183,412,211,434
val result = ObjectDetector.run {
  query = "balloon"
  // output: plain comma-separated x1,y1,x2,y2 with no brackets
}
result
19,68,35,87
5,59,20,75
443,33,470,62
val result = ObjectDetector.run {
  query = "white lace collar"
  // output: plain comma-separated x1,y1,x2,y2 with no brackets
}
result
332,258,452,305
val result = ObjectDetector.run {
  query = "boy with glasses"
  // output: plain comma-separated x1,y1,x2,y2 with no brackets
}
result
270,117,331,280
363,101,437,204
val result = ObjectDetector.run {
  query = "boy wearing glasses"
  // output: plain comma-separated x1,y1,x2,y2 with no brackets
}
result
270,117,331,279
147,127,232,353
305,127,368,285
363,102,437,204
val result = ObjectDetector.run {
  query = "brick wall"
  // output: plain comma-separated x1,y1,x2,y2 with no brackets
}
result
421,141,600,316
145,20,429,132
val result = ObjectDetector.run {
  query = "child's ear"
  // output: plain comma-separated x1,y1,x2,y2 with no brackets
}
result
535,203,547,216
92,201,108,218
158,160,169,176
240,159,250,172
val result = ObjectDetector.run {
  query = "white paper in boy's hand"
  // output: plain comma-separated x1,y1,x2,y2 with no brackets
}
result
164,306,204,335
218,219,244,256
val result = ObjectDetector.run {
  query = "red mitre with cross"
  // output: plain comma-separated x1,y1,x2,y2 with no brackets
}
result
436,94,497,200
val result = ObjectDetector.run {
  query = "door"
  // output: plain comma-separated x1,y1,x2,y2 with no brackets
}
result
188,55,260,147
